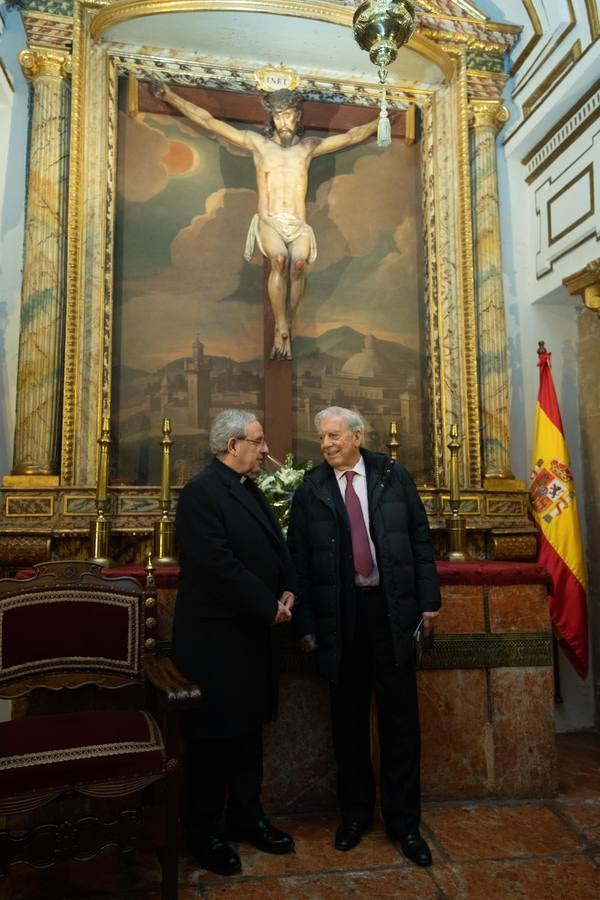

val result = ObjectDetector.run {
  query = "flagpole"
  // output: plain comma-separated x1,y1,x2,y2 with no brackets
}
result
530,338,589,682
537,342,563,703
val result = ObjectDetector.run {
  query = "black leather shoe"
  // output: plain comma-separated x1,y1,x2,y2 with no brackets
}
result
395,831,432,866
190,833,242,875
335,820,368,851
226,818,294,854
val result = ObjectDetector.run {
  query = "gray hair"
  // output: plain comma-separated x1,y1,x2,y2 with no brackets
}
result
314,406,365,435
209,409,258,456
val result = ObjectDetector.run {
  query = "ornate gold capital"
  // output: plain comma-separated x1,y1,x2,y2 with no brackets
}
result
563,258,600,319
19,48,71,83
468,100,509,132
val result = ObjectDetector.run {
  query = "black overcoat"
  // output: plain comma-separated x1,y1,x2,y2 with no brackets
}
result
172,458,296,738
287,448,441,681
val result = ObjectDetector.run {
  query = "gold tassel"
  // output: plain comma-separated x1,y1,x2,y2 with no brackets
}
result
377,86,392,147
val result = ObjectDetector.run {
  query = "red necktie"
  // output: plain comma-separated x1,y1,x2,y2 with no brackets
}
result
344,471,374,577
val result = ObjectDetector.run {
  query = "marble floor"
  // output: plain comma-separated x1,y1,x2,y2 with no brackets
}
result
2,732,599,899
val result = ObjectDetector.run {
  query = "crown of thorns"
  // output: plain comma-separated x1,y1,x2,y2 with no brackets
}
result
261,89,304,113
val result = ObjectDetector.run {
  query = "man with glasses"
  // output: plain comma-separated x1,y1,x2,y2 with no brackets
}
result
288,406,440,866
172,409,296,875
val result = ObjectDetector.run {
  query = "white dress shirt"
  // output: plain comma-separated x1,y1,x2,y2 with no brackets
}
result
334,456,380,587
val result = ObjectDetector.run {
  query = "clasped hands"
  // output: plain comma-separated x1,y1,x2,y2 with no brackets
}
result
273,590,295,625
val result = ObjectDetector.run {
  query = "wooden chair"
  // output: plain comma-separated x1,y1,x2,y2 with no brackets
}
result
0,560,201,900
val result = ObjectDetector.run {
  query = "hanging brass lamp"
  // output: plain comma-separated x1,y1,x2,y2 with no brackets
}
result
352,0,417,146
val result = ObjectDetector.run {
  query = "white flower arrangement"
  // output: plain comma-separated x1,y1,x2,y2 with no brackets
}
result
257,453,312,530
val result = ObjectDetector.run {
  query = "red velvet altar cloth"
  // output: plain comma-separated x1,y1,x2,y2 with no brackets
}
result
435,561,550,585
15,562,550,587
110,562,554,588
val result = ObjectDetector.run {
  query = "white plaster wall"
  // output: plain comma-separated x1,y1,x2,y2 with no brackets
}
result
497,1,598,731
0,4,27,725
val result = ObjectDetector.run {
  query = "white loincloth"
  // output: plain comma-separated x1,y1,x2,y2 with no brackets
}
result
244,212,317,264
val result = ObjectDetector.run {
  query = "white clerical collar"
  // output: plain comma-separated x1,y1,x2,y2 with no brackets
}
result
335,455,365,482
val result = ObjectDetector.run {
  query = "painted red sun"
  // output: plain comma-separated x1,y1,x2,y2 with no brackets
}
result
161,140,195,174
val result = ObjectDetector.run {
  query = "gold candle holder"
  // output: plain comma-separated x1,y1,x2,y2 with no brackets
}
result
387,421,399,461
446,423,466,561
89,416,112,566
153,418,177,565
144,552,158,655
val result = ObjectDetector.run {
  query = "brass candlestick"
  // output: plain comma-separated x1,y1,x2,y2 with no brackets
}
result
387,421,399,461
153,418,176,564
89,416,112,566
446,423,466,561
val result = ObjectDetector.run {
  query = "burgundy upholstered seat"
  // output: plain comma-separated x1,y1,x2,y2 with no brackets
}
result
0,560,201,900
0,708,165,799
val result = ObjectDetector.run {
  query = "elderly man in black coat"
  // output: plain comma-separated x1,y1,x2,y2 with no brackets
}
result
288,406,441,866
172,409,296,876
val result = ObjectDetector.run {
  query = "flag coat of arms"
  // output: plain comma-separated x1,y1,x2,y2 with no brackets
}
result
529,349,588,678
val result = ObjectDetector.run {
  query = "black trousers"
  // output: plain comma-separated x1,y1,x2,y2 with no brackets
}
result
330,588,421,835
182,723,264,836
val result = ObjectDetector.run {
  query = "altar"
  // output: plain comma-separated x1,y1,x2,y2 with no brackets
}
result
100,560,557,807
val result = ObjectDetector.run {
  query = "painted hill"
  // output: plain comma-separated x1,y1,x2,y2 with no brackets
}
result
294,327,421,371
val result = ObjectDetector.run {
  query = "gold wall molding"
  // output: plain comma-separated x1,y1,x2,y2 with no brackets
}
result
5,496,55,518
419,27,508,54
420,49,481,490
548,164,594,246
2,475,59,488
62,4,97,485
114,46,433,104
19,47,71,82
509,0,542,79
511,1,576,100
535,140,599,277
585,0,600,41
454,50,482,489
522,79,600,184
522,40,582,120
564,258,600,318
88,0,454,79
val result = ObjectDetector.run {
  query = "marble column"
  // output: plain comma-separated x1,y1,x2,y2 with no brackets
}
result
469,100,515,482
10,48,71,478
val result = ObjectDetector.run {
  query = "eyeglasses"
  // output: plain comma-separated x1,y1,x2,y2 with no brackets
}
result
238,437,267,447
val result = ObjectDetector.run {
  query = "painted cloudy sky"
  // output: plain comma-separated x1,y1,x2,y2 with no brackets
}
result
114,106,422,371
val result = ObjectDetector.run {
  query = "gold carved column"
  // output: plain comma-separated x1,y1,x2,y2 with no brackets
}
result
9,48,71,481
469,99,515,484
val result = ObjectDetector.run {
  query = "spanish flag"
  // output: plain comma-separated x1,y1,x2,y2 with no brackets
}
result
529,346,588,678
